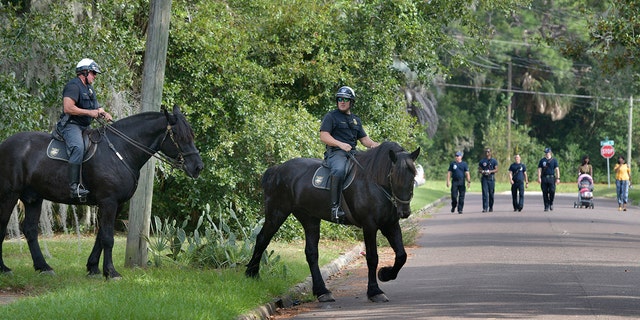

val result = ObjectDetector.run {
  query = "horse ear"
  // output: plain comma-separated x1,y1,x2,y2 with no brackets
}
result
389,150,398,163
164,104,178,125
410,147,420,161
173,104,181,114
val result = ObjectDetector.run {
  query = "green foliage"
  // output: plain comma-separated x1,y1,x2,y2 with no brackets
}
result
144,216,188,267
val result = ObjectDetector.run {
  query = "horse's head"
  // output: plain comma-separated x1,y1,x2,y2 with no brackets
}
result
388,147,421,219
159,105,204,178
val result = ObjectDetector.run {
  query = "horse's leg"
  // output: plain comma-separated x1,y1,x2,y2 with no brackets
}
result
0,195,20,273
90,202,120,279
22,199,54,273
245,208,290,278
86,232,103,276
377,221,406,283
298,215,334,302
362,226,387,302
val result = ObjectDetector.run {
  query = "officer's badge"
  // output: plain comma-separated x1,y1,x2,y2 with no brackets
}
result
353,118,358,125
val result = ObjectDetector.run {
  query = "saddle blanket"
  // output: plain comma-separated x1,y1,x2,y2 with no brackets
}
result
312,165,355,190
46,138,97,163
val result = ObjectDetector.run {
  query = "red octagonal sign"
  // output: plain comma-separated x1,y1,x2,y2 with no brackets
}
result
601,145,615,159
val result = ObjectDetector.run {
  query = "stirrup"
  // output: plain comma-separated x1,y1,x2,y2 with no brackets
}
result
70,184,90,200
331,206,346,224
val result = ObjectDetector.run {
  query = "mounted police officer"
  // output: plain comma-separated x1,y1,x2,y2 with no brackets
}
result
56,58,113,199
320,86,379,223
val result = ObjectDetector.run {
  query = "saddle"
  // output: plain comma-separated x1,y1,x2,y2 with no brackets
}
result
47,129,98,163
312,161,356,190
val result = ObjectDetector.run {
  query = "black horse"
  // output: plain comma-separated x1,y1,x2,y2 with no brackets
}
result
0,105,203,278
246,141,420,302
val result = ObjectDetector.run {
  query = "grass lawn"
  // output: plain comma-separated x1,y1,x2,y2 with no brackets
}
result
0,235,356,320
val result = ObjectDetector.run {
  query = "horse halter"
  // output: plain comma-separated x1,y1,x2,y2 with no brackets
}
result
387,166,413,207
157,123,200,169
347,151,412,208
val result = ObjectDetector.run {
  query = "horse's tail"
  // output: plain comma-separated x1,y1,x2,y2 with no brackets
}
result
261,165,280,194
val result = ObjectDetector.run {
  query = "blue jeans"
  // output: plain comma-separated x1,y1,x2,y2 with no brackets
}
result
616,180,629,205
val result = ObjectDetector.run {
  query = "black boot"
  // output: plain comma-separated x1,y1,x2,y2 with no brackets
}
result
69,163,89,199
329,175,346,224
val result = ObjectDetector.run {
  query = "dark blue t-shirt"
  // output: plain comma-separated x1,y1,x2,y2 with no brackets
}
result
478,158,498,174
319,109,367,149
61,77,99,127
538,157,558,176
448,161,469,182
508,162,527,182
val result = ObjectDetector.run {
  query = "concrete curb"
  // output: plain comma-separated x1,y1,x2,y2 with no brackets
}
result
237,242,365,320
237,197,446,320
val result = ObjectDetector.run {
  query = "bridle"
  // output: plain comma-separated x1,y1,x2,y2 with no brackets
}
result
387,165,413,207
347,152,413,208
96,117,198,170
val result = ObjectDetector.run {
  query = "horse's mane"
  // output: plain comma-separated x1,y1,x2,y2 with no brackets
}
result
356,141,413,185
110,109,195,144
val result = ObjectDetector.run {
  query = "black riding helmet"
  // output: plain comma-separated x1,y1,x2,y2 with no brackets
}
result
335,86,356,107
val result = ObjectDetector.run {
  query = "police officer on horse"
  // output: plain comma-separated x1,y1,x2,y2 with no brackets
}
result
319,86,379,223
56,58,113,199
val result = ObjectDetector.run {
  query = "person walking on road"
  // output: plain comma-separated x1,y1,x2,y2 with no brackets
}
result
537,147,560,211
614,155,631,211
508,154,529,212
478,148,498,212
446,151,471,214
578,155,593,177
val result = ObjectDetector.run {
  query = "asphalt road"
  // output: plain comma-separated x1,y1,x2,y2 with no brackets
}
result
287,191,640,319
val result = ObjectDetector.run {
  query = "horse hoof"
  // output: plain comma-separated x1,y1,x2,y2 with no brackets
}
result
107,275,122,281
39,270,56,276
377,266,397,282
87,273,102,279
368,293,389,303
317,293,335,302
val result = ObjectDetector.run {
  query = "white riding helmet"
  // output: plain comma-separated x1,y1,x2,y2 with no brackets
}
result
75,58,102,74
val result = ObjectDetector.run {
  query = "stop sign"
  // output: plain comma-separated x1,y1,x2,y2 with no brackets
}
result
601,145,615,158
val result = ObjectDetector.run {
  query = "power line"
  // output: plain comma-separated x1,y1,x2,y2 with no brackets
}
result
437,82,638,102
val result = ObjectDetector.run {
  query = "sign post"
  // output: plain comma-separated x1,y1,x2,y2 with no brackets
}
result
600,139,615,188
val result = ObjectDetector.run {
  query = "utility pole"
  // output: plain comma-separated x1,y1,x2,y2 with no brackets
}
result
507,61,512,161
125,0,172,268
629,95,633,166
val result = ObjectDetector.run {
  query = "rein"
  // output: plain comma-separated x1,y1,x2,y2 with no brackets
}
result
96,117,190,170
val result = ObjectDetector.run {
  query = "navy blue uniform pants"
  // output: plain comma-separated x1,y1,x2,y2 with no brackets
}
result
60,123,86,165
541,176,556,208
511,181,525,210
450,180,466,212
481,176,495,210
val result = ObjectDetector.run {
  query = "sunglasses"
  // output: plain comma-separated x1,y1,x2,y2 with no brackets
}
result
337,97,351,103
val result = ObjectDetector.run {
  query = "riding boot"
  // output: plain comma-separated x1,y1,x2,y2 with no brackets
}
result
69,163,89,199
329,175,346,224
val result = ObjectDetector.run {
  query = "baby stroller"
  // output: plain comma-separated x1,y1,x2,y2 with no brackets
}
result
573,173,594,209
